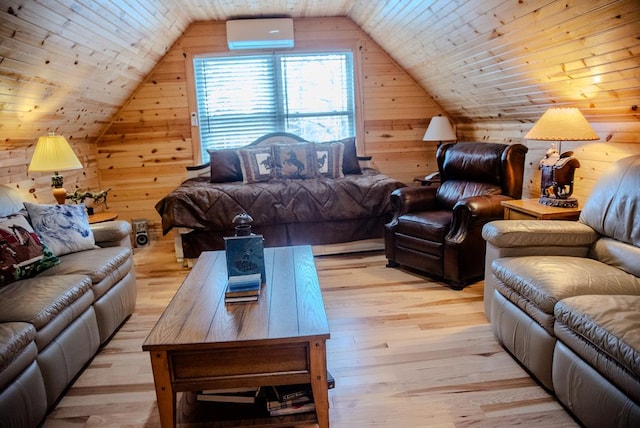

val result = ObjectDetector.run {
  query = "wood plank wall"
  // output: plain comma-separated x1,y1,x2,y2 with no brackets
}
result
97,17,445,238
3,10,637,238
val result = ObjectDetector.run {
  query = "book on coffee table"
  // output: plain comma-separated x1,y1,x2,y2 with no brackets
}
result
225,273,261,303
197,386,261,403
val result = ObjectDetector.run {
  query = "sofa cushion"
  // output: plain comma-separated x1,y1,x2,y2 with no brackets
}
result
0,275,93,350
493,256,640,333
315,141,344,179
24,203,95,256
554,294,640,402
272,142,318,179
579,154,640,247
0,214,60,287
0,322,36,377
396,211,452,244
237,146,274,184
39,246,133,300
208,148,243,183
590,237,640,278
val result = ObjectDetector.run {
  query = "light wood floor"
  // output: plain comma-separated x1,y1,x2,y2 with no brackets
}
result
43,239,578,427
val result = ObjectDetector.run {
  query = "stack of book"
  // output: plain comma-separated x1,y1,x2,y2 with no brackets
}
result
266,384,315,416
265,372,335,416
225,273,261,303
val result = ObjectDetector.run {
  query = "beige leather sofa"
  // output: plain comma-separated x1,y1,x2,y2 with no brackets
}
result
482,154,640,427
0,186,137,428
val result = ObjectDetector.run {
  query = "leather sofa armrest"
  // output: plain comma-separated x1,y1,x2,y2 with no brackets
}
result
482,219,599,248
446,195,510,243
91,220,133,248
386,186,439,229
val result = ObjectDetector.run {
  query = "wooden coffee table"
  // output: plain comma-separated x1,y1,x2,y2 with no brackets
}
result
142,245,331,427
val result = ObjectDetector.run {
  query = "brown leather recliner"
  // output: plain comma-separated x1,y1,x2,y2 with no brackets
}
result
384,142,528,289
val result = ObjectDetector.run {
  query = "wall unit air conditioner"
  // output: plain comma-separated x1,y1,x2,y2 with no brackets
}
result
226,18,294,50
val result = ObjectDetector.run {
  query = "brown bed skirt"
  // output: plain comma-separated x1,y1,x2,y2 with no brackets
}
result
181,216,387,259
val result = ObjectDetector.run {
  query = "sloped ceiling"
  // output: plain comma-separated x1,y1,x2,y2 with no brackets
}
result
1,0,638,142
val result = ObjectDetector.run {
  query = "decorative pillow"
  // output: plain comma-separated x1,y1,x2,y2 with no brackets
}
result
208,149,243,183
0,214,60,287
237,147,274,184
272,143,318,179
339,137,362,175
314,142,344,178
24,203,95,257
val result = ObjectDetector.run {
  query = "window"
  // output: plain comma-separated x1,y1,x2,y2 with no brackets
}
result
193,52,355,162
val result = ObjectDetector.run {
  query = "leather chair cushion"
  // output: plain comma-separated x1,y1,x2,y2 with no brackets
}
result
493,256,640,332
397,211,452,243
439,142,505,184
554,294,640,402
436,180,502,209
39,246,133,300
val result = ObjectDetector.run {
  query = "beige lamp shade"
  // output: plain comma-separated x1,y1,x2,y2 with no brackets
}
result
28,133,83,172
423,115,456,142
524,107,599,141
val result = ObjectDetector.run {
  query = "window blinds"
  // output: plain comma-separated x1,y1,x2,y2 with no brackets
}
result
194,52,355,162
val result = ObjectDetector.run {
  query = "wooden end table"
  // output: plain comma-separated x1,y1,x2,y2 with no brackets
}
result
501,198,581,221
142,245,331,427
88,211,118,224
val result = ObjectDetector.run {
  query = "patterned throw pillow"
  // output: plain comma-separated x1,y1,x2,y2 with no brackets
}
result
272,143,318,179
0,214,59,287
208,148,243,183
237,146,274,184
314,142,344,178
24,203,95,257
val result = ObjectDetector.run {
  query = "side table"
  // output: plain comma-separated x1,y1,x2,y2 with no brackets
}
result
501,199,581,221
88,212,118,224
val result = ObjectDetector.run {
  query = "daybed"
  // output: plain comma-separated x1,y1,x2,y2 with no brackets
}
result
482,154,640,427
0,185,137,428
156,132,406,263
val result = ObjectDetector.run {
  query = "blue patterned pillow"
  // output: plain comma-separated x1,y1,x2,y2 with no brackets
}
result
24,203,95,257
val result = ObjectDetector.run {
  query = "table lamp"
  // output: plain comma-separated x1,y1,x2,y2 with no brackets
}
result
524,107,599,207
28,133,83,204
423,114,456,148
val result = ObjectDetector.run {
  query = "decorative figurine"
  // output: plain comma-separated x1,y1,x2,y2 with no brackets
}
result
539,144,580,207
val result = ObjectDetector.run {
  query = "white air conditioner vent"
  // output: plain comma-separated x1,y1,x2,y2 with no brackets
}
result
226,18,294,50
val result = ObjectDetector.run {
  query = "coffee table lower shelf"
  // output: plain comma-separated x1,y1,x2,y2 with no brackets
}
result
177,392,318,427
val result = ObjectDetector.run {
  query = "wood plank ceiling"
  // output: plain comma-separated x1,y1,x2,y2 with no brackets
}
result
2,0,637,140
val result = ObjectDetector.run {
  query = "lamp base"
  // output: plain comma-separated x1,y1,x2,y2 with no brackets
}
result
52,187,67,204
538,196,578,208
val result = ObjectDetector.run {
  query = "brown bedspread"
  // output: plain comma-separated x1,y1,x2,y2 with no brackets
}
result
156,168,405,235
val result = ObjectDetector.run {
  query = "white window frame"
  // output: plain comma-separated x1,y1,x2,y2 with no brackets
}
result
190,50,358,164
